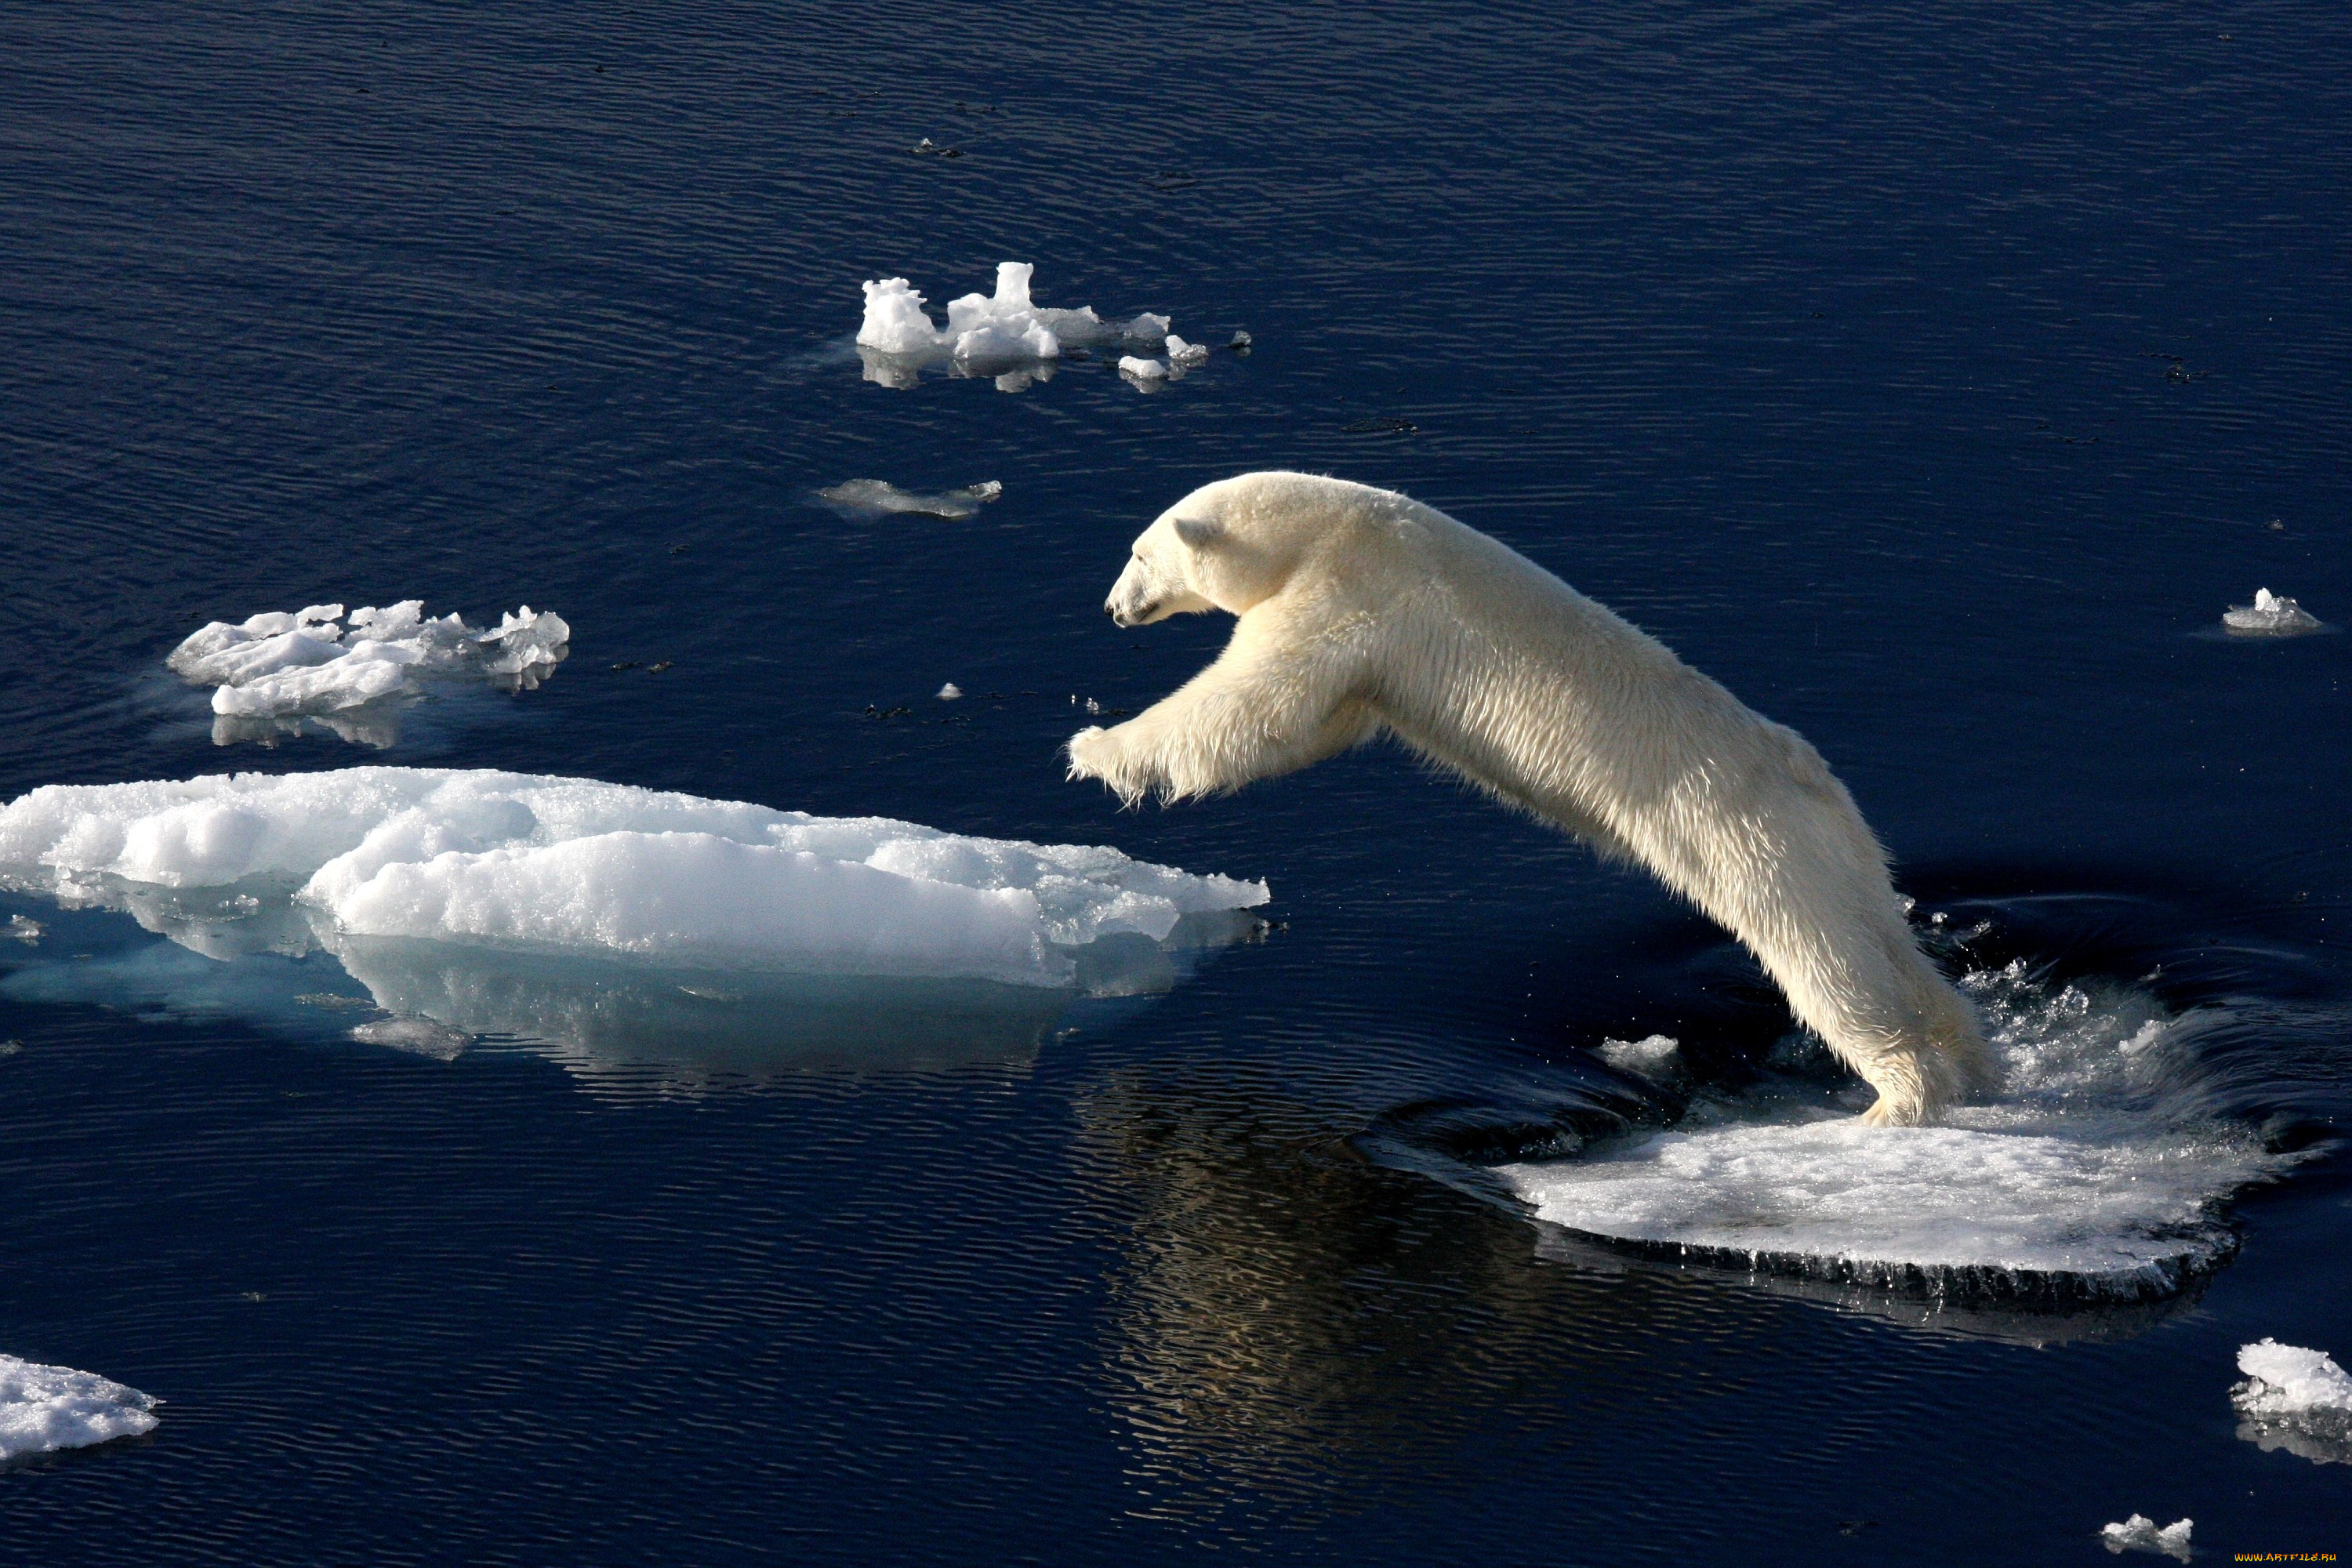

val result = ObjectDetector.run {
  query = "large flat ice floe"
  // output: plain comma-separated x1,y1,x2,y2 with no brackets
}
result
2232,1339,2352,1465
855,262,1193,390
1501,963,2297,1300
169,601,570,745
0,768,1267,989
0,1355,158,1461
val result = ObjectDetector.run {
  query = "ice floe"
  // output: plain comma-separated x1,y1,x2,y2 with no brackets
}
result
818,478,1003,519
2221,588,2323,636
1502,961,2299,1301
0,768,1268,989
1118,354,1169,383
0,1355,158,1461
169,601,570,746
2099,1515,2192,1560
855,262,1195,389
2232,1338,2352,1465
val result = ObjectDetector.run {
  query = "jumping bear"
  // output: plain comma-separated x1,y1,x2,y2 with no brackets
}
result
1065,471,1996,1126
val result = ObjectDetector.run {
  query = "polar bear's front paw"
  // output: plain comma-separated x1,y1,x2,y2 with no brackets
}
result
1067,724,1156,807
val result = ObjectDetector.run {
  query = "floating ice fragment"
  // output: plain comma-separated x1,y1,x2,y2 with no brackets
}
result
937,683,962,701
169,601,571,744
2222,587,2323,636
855,263,1196,386
818,479,1003,519
1118,355,1169,382
1165,334,1210,368
1504,966,2298,1300
0,1355,159,1461
2231,1338,2352,1464
0,768,1269,989
2236,1339,2352,1414
1228,329,1253,350
2100,1515,2192,1560
5,914,39,943
350,1015,471,1060
1595,1034,1682,1080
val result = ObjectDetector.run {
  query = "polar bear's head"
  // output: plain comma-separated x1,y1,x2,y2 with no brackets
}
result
1105,471,1395,626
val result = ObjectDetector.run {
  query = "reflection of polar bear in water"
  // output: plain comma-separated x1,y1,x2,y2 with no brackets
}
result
1066,471,1997,1126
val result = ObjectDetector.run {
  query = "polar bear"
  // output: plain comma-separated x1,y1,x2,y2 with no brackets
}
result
1066,471,1996,1126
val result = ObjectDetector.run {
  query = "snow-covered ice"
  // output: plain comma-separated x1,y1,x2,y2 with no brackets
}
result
169,601,571,742
855,263,1196,387
2222,587,2323,636
0,768,1268,988
1118,355,1169,382
2232,1339,2352,1465
2100,1515,2192,1560
1502,962,2296,1298
818,479,1003,519
0,1355,158,1461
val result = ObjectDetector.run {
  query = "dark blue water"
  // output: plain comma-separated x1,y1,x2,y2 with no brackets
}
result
4,2,2350,1561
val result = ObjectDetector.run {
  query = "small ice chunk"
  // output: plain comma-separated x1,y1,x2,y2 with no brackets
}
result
1118,355,1169,381
1595,1033,1682,1080
855,263,1205,386
168,600,569,738
937,683,962,701
856,278,943,355
350,1015,471,1060
1164,334,1210,368
818,479,1004,520
2100,1515,2191,1560
2222,587,2323,635
6,914,40,943
1228,329,1253,350
0,1355,159,1460
2234,1339,2352,1415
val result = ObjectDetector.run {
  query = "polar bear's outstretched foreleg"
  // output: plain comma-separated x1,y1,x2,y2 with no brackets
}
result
1069,626,1376,805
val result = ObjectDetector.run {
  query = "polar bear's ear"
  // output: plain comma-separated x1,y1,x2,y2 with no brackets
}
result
1172,515,1224,550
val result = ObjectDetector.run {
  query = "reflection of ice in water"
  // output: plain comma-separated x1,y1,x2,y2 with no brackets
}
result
1504,962,2298,1300
2232,1338,2352,1465
169,601,571,748
0,1356,159,1461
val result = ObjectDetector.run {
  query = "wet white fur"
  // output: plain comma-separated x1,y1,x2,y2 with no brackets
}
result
1067,472,1996,1125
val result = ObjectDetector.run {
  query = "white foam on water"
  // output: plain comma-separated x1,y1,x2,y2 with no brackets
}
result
0,768,1268,988
169,601,571,729
2100,1515,2192,1560
855,263,1192,383
2222,587,2323,636
1503,961,2296,1294
818,478,1002,519
0,1356,158,1461
2232,1339,2352,1465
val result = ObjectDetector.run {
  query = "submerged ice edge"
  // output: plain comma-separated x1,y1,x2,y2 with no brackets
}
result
0,1356,158,1461
0,767,1269,989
